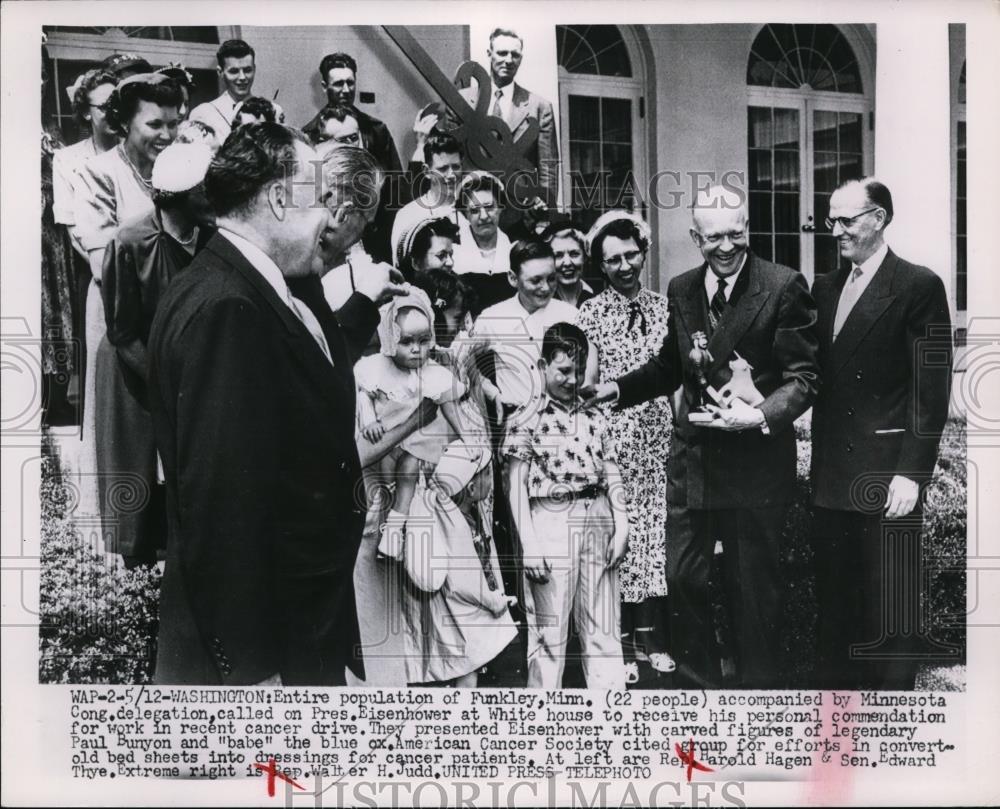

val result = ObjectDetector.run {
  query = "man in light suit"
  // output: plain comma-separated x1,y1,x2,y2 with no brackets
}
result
459,28,559,211
148,124,403,685
583,187,820,688
811,178,953,690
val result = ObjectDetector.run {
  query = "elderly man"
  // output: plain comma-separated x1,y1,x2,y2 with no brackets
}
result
148,124,402,685
811,178,952,690
583,187,820,688
188,39,257,142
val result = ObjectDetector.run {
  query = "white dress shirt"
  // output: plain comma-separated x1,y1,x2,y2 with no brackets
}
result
473,294,579,407
703,253,748,304
833,242,888,340
219,229,332,364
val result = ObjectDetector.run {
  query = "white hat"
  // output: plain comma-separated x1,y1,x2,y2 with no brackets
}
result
584,210,652,258
151,142,213,193
432,440,493,497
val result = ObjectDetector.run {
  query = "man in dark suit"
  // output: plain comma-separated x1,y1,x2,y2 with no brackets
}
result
458,28,559,211
583,188,820,687
302,52,403,263
148,124,402,685
811,178,953,690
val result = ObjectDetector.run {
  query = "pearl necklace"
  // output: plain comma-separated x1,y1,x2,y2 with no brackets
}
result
119,144,153,191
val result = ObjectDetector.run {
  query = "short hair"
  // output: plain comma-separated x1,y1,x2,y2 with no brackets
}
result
509,237,554,275
216,39,255,68
235,96,278,125
589,217,649,262
106,77,184,136
489,28,523,48
71,68,118,126
316,104,358,132
410,218,460,266
541,321,588,364
456,172,504,212
423,131,464,166
322,144,384,214
205,123,310,218
319,52,358,80
860,177,894,227
540,222,586,251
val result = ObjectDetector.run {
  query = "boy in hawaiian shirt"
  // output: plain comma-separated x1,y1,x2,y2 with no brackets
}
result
502,322,628,689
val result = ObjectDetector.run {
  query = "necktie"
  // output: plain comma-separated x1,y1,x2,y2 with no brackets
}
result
492,88,504,121
626,300,647,335
832,266,865,341
287,292,333,366
709,277,728,331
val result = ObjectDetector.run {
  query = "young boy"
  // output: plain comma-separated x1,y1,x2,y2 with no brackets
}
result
502,322,628,689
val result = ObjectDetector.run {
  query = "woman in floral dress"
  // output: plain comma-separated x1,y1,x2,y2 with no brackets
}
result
577,211,674,681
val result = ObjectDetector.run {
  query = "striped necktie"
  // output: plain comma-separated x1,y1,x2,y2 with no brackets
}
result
708,277,728,331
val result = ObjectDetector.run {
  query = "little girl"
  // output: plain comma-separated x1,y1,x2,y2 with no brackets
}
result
402,440,517,686
354,288,467,559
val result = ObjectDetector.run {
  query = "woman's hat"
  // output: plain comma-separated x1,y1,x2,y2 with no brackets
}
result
151,142,214,193
584,210,652,257
432,440,493,497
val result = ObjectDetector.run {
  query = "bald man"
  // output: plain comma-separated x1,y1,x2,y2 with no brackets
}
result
582,188,820,688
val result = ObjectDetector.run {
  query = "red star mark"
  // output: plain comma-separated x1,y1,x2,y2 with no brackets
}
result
676,738,714,782
254,757,306,797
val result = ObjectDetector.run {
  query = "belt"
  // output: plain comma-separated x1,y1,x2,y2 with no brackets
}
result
532,484,604,503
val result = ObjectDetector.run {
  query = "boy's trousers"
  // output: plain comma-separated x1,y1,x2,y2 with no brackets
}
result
523,492,625,689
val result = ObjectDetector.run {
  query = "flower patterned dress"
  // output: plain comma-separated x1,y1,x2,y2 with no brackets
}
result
577,286,672,603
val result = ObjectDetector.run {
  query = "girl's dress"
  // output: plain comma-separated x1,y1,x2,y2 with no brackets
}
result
401,474,516,684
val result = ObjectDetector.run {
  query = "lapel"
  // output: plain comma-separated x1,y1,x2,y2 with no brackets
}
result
705,254,769,374
204,234,341,404
676,267,710,345
828,248,899,378
507,84,531,139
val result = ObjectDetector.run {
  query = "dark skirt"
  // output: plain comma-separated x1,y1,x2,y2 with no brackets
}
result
94,336,165,564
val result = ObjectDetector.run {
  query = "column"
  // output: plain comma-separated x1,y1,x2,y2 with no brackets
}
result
874,21,953,305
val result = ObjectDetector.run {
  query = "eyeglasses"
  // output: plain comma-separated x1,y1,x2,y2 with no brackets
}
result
825,208,880,231
695,230,746,247
602,250,643,268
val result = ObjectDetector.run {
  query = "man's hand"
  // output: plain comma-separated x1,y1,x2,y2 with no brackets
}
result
354,260,410,306
413,111,439,142
577,382,618,411
524,556,551,584
885,474,920,519
607,528,629,569
697,399,765,431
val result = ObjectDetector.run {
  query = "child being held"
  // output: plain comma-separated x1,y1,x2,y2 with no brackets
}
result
502,322,629,690
402,440,517,686
354,288,467,559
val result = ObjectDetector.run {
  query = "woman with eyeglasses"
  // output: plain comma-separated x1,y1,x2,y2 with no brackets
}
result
451,171,513,314
72,72,182,524
576,211,676,684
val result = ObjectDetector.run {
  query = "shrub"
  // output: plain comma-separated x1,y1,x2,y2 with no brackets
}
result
38,435,161,684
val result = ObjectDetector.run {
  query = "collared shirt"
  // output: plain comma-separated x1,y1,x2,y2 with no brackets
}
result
703,252,748,304
189,91,240,142
840,241,888,313
489,81,515,124
473,294,579,407
501,395,617,498
219,229,332,364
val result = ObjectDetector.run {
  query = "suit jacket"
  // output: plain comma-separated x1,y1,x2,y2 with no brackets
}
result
147,233,378,685
617,254,820,509
458,82,559,207
810,249,952,511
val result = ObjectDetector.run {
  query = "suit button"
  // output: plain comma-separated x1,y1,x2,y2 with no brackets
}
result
856,371,863,380
340,461,349,472
846,444,853,453
847,408,855,416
